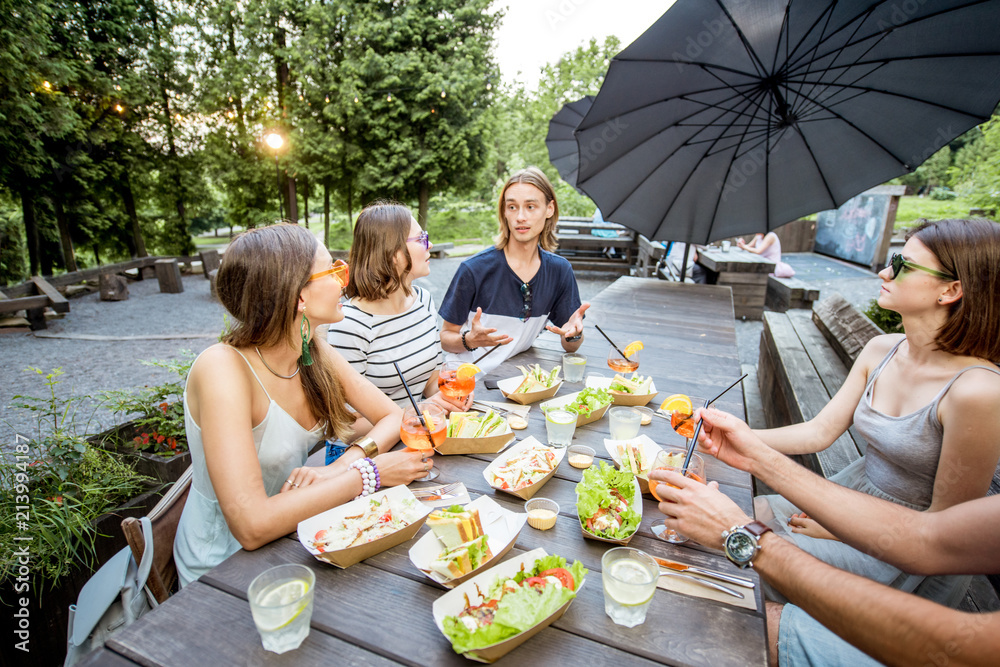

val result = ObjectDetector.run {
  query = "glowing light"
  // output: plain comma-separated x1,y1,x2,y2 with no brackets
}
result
115,104,124,113
387,94,392,102
354,96,358,103
441,91,446,98
265,132,284,150
42,81,51,90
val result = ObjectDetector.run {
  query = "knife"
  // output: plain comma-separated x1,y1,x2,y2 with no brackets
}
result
658,569,745,599
654,556,755,589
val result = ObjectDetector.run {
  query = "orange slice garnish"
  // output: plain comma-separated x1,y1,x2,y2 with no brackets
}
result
422,410,437,430
456,363,482,380
623,341,644,358
659,394,692,414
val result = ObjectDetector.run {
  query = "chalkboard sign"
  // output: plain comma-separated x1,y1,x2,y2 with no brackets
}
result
814,186,904,270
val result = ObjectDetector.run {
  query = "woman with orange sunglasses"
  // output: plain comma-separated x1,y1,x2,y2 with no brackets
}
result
174,223,429,586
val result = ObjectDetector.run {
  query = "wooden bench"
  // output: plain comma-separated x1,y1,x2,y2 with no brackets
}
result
555,216,637,274
430,242,453,259
635,235,666,277
765,275,820,312
0,276,70,330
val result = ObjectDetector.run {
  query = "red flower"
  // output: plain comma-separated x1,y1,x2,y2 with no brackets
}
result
47,495,64,506
160,402,169,414
156,434,165,444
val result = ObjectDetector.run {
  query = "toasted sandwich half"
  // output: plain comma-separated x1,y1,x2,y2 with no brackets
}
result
426,505,485,549
428,534,493,580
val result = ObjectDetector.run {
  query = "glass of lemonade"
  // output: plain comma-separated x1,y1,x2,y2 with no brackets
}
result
545,408,577,448
561,353,587,383
248,563,316,654
602,547,658,627
608,407,642,440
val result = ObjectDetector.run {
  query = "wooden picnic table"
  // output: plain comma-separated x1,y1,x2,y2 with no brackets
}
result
86,278,765,667
695,247,776,320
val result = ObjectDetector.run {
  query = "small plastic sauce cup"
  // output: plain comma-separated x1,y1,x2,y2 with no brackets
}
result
525,497,559,530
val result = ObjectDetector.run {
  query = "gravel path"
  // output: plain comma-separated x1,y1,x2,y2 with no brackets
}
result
0,249,882,452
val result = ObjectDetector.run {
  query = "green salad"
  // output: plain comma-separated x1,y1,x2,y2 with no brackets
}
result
576,462,642,540
541,387,612,418
441,554,587,654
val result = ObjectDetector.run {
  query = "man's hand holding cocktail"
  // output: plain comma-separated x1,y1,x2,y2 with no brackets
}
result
650,470,750,549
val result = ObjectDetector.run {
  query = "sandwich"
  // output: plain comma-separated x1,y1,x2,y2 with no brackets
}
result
608,373,653,395
429,534,493,580
427,505,486,549
447,410,508,438
617,441,650,475
513,364,561,394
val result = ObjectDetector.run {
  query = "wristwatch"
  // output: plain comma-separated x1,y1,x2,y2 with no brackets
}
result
722,520,772,569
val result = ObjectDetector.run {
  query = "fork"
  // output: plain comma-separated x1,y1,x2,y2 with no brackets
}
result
411,481,462,500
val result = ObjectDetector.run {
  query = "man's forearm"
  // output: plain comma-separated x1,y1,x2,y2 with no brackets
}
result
756,534,1000,667
440,328,465,354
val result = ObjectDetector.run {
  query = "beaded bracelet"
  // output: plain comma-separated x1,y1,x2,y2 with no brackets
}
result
350,457,381,498
461,330,477,352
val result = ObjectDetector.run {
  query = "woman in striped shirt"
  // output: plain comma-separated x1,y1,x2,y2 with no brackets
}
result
326,201,472,463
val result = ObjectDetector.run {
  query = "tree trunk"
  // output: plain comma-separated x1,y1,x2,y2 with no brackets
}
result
51,194,78,273
417,182,430,231
93,244,101,266
287,178,298,223
119,172,147,257
20,186,39,276
323,177,330,249
302,176,309,228
347,183,353,230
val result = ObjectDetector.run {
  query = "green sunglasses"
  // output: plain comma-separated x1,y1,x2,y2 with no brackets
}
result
888,253,956,281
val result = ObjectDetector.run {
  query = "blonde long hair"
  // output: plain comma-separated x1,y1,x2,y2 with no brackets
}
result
216,223,354,440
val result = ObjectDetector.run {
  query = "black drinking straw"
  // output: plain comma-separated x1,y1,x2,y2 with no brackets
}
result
681,373,748,475
473,344,501,365
593,324,628,359
393,361,428,432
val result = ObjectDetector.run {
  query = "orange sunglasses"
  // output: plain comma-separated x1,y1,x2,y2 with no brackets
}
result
309,259,349,287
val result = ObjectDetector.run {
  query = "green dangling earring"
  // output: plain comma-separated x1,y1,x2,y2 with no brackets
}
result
300,313,314,366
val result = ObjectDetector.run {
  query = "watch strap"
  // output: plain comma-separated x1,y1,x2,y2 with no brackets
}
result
744,520,772,538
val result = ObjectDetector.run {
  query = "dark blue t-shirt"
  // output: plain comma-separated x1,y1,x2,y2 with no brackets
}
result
438,247,581,372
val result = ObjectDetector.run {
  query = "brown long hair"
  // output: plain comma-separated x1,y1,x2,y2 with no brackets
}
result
347,201,413,300
495,167,560,251
908,218,1000,362
216,223,354,440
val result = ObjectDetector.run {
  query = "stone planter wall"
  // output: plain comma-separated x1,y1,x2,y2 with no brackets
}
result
90,421,191,484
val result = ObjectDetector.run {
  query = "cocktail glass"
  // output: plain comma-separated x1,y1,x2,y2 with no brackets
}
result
400,402,446,481
248,563,316,654
601,547,658,627
607,345,639,374
438,360,476,401
649,451,706,543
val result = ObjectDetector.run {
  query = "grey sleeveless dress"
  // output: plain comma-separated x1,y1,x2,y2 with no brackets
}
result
174,347,325,587
759,338,1000,606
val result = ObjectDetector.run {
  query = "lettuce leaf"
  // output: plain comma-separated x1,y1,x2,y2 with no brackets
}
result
576,462,641,540
441,555,587,654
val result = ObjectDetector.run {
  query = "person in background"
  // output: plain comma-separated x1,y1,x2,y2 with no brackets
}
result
326,201,470,463
744,218,1000,606
174,223,429,586
664,241,707,283
651,406,1000,667
738,231,795,278
438,167,589,374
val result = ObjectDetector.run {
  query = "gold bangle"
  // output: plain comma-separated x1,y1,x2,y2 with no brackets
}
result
350,436,379,459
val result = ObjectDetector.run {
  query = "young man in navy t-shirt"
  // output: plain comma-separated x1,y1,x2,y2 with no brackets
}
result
439,167,589,373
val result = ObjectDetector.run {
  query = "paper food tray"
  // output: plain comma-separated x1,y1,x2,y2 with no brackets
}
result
586,375,658,406
497,375,562,405
408,495,526,588
577,474,643,545
604,434,664,495
297,485,431,568
482,436,566,500
432,548,582,663
539,391,611,426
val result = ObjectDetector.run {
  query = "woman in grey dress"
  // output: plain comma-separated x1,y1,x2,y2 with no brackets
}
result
753,218,1000,606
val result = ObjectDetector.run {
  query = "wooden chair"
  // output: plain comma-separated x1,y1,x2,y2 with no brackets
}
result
121,466,193,603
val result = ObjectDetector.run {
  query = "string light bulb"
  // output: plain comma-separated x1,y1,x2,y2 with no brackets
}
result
441,90,446,98
265,132,284,150
115,104,124,113
42,81,51,90
387,94,392,102
354,96,359,103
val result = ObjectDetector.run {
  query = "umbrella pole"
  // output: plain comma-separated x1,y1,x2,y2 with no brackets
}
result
679,244,691,282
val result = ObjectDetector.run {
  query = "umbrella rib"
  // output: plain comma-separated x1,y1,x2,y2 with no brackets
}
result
712,0,768,78
787,3,880,79
788,60,891,120
790,124,838,213
783,1,838,69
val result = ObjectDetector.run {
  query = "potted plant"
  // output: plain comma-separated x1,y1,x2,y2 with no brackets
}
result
1,368,159,666
97,353,193,484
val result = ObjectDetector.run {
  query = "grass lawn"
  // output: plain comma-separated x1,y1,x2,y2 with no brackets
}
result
894,195,980,227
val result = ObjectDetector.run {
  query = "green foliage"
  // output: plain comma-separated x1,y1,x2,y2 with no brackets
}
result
949,116,1000,214
101,353,193,456
929,186,957,200
893,195,980,228
863,298,903,334
0,203,28,285
2,367,151,589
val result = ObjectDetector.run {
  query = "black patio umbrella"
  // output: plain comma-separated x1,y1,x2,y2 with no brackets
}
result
575,0,1000,250
545,96,594,191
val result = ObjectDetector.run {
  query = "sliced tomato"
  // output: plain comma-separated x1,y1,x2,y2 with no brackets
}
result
520,576,548,590
539,567,575,591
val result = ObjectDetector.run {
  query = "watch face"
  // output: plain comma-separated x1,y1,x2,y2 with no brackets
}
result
727,532,756,562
